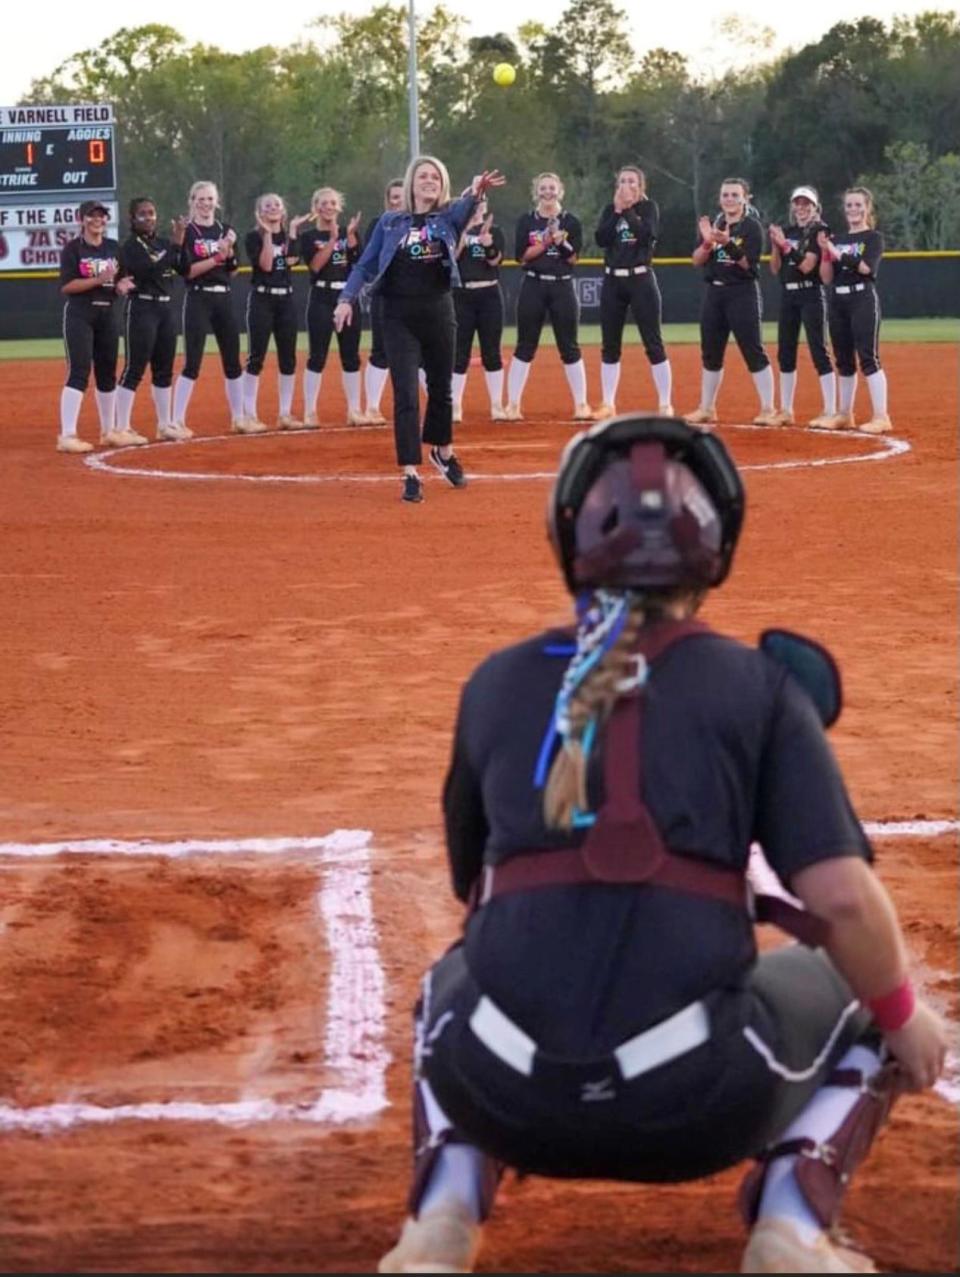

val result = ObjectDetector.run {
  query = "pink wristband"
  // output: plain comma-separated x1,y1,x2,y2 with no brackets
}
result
866,979,915,1032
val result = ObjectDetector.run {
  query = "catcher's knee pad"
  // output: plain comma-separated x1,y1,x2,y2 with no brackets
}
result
738,1061,903,1230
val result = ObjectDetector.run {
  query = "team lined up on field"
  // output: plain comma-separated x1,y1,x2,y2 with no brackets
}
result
55,164,892,466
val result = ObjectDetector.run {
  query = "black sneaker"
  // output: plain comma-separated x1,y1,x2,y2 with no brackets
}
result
429,446,468,488
402,473,424,503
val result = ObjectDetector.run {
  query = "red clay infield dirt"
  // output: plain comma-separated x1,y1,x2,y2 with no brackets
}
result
0,342,957,1273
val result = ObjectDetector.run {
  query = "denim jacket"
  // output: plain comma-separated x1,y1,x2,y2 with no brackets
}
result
340,193,478,306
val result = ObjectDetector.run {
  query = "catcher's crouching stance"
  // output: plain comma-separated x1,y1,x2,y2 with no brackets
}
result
379,416,947,1275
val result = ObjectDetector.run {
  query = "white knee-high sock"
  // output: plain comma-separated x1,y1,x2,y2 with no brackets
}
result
242,371,260,420
451,371,467,412
752,366,775,412
838,374,857,415
757,1045,882,1244
173,375,195,425
151,385,172,427
563,358,587,409
701,369,723,409
600,361,620,407
278,373,295,417
115,386,136,430
779,371,797,412
866,370,888,417
342,370,362,413
226,376,244,421
819,372,836,415
484,368,504,409
60,387,84,436
651,359,672,406
304,370,322,416
365,364,388,412
507,357,531,407
95,390,116,434
418,367,427,393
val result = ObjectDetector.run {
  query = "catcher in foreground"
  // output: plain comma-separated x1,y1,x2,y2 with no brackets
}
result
379,415,946,1274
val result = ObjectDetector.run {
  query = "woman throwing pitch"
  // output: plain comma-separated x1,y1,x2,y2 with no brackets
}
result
505,173,592,422
595,166,673,418
334,159,504,504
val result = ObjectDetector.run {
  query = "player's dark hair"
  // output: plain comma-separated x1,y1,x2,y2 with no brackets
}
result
128,196,154,226
720,176,751,198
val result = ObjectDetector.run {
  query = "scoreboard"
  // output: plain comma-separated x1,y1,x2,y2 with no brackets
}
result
0,103,117,272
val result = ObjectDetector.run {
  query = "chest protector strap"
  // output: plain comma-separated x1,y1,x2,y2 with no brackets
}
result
475,619,829,948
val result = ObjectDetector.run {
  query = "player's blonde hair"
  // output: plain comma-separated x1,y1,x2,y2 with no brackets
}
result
188,181,219,213
543,591,701,831
532,172,565,204
402,156,451,212
616,166,647,197
843,186,876,228
255,192,287,226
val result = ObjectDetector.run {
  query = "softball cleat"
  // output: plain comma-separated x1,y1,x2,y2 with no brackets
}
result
807,413,837,429
378,1207,482,1274
859,414,892,435
684,406,718,426
365,408,387,425
232,417,268,434
741,1219,877,1273
657,404,675,417
502,402,523,421
346,409,369,426
752,410,782,427
157,423,191,442
593,403,617,421
818,413,855,431
277,414,302,430
56,435,93,454
573,403,596,421
301,413,320,429
490,405,508,421
100,429,142,448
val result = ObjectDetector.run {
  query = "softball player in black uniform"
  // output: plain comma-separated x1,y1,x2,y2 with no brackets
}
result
817,188,890,434
173,181,249,434
377,415,946,1276
240,194,300,429
365,179,405,424
767,186,836,427
57,199,140,453
452,198,506,421
297,187,364,426
505,173,593,422
687,178,777,427
595,166,673,418
116,198,188,441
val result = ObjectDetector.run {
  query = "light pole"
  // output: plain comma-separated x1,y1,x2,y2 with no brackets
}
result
407,0,421,160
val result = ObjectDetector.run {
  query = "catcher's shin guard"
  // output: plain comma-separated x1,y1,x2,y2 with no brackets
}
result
739,1062,904,1230
408,1079,501,1221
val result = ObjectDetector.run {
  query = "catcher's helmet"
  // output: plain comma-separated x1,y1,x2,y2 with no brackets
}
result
548,415,745,594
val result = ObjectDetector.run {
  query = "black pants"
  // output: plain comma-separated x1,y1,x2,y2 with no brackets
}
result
369,292,388,370
777,286,831,375
700,282,769,373
119,297,177,390
306,288,362,373
63,299,119,392
245,289,298,376
828,286,881,377
515,274,581,365
181,287,241,381
600,271,667,365
382,291,456,467
417,941,869,1185
454,285,504,373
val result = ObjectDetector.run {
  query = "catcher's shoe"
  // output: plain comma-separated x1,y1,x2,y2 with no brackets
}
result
752,409,781,427
233,417,268,434
573,402,595,421
490,404,508,421
657,404,675,417
277,414,301,430
365,408,387,425
378,1207,482,1274
157,422,191,442
684,405,718,426
502,402,523,421
741,1220,877,1274
859,414,892,435
56,435,93,454
818,412,855,431
301,413,320,429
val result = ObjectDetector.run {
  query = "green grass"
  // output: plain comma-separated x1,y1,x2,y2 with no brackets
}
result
0,317,956,361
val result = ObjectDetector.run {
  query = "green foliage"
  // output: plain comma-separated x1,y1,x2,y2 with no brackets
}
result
19,8,960,252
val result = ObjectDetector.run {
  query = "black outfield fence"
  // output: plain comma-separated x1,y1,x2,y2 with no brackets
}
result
1,253,957,342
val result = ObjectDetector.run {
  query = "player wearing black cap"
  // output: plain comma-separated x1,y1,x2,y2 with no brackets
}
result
57,199,141,453
116,197,188,441
817,188,890,434
173,181,251,435
767,186,836,428
594,166,673,419
452,197,506,422
505,173,593,422
686,178,777,428
241,193,300,430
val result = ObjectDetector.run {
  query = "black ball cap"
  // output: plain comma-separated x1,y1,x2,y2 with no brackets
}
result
79,200,110,218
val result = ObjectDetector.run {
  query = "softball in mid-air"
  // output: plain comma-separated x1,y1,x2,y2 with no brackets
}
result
493,63,517,87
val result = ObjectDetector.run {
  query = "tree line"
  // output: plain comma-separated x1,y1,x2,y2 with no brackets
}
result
23,5,960,254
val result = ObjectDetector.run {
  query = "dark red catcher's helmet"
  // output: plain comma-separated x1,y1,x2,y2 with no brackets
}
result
548,415,745,594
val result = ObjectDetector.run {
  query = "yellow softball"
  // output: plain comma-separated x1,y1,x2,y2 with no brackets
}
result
493,63,516,87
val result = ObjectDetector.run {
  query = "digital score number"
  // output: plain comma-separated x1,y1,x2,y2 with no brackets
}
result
0,126,116,194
